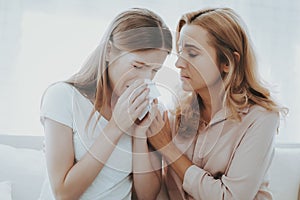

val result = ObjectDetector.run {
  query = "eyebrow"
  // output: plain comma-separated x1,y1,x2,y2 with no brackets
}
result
135,61,150,67
184,43,202,51
135,61,161,69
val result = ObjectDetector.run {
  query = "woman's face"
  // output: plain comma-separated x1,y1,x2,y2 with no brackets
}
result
175,25,222,92
108,48,168,96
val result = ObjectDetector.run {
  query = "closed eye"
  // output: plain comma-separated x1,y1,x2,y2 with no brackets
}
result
153,67,162,72
188,53,198,58
133,65,143,69
177,48,198,58
188,49,198,58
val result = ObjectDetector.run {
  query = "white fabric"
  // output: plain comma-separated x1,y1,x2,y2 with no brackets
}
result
0,181,12,200
138,79,161,120
268,146,300,200
39,82,132,200
0,144,45,200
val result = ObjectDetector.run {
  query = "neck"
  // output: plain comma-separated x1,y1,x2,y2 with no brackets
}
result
99,90,114,121
196,80,224,122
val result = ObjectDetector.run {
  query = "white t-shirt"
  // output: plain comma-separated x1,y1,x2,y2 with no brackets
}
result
39,82,132,200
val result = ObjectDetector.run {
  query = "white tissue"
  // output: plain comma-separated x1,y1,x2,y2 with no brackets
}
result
138,79,161,120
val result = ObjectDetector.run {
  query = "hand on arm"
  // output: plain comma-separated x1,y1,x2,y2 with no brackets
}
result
150,111,278,200
147,111,193,181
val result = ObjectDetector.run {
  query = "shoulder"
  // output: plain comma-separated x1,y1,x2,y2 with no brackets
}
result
242,105,280,135
40,82,75,128
41,82,76,104
40,81,76,113
43,82,74,97
247,105,279,121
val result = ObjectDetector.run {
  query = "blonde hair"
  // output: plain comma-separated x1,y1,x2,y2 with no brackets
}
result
66,8,172,129
175,8,287,136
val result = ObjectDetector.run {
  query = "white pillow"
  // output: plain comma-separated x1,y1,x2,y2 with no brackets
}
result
269,146,300,200
0,181,12,200
0,144,46,200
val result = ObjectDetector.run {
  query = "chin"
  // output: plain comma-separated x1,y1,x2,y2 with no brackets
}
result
181,82,194,92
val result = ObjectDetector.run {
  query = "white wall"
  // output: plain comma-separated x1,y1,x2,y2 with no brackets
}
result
0,0,299,143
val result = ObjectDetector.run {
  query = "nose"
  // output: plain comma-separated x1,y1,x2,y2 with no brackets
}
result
175,56,187,69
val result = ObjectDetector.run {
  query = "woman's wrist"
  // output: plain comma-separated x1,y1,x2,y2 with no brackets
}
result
132,135,148,153
133,135,147,142
160,142,182,163
133,128,147,140
159,143,193,180
104,120,123,140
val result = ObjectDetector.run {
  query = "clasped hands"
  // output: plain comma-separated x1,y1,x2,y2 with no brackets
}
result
128,93,173,153
131,97,173,154
110,79,172,152
146,110,173,153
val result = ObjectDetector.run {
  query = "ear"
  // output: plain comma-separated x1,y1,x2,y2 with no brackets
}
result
233,51,240,64
221,52,240,73
221,62,230,73
105,41,112,62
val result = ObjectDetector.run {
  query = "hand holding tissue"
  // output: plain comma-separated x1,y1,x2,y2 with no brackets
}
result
138,79,161,120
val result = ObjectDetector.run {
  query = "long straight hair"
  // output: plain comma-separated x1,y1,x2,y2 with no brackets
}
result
66,8,172,130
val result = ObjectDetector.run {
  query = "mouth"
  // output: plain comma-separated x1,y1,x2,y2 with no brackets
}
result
180,74,190,80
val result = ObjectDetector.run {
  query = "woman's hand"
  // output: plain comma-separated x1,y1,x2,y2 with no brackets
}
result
147,111,193,181
133,99,159,139
111,80,150,133
147,111,172,152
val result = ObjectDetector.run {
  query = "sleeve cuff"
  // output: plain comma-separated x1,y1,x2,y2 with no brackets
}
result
182,165,206,196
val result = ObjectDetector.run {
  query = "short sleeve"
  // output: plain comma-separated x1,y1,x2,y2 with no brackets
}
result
40,82,73,128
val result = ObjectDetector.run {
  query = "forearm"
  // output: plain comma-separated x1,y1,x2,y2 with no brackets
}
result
52,123,122,199
132,137,161,200
159,114,278,200
161,143,193,181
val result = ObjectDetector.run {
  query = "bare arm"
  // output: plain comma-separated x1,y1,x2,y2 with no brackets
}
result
44,119,122,200
132,136,162,200
132,100,163,200
147,111,191,180
42,79,149,199
160,143,193,181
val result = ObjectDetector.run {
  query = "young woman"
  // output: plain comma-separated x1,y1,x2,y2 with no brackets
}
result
39,8,172,200
147,8,287,200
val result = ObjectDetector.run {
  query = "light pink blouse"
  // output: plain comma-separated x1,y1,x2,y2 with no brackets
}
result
164,105,279,200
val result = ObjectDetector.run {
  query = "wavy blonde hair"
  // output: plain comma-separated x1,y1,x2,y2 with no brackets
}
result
66,8,172,129
175,8,287,136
